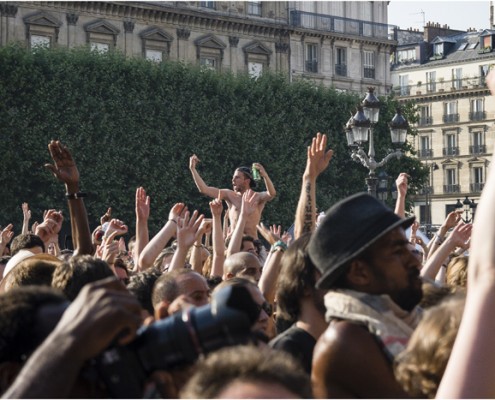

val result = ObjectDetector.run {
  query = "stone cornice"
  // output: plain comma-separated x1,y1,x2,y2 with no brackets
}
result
25,1,291,39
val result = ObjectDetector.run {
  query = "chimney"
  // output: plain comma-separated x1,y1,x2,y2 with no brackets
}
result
424,21,466,42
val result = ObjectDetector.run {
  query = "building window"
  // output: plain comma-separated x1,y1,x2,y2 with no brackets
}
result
470,131,486,154
471,166,484,192
434,43,444,56
443,101,459,123
444,168,459,193
200,57,217,70
335,47,347,76
145,49,163,62
247,1,262,16
418,105,432,126
363,51,375,79
480,64,490,85
397,48,415,63
419,136,432,157
470,98,485,121
426,71,436,92
443,133,458,156
85,20,120,51
140,27,173,62
305,43,318,73
90,42,110,53
200,1,215,9
248,62,263,78
452,67,462,89
398,75,410,96
30,35,51,48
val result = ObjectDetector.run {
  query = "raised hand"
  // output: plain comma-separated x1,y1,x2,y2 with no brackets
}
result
306,132,333,178
0,224,14,248
257,222,281,245
168,202,187,223
135,187,150,221
443,210,463,230
449,222,472,248
22,203,31,222
189,154,200,170
105,219,128,238
252,163,267,178
100,207,112,225
209,198,223,217
176,210,204,250
395,172,409,198
100,231,119,265
241,189,257,217
44,140,80,187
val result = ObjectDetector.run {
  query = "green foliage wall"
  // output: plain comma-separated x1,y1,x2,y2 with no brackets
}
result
0,45,427,238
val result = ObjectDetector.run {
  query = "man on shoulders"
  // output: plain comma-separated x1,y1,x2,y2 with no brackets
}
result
308,193,423,398
189,155,276,238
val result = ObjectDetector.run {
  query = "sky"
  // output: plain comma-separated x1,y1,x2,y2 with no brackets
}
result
388,1,490,31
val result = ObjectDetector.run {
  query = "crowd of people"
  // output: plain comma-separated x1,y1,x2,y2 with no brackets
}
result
1,73,495,399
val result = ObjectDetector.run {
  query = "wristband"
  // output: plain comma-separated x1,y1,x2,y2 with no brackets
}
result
271,240,288,253
65,192,87,200
168,219,177,224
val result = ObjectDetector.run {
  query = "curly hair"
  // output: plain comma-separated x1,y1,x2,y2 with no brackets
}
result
126,268,161,315
445,255,468,289
394,293,465,398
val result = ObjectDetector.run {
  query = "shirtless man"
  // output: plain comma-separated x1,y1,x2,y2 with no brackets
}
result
189,155,276,238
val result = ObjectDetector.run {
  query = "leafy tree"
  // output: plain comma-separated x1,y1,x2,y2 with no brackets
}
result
0,45,426,242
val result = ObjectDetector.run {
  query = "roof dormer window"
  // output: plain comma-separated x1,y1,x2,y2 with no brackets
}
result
434,43,444,56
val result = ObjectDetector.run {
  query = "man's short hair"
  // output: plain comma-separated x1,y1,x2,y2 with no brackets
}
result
223,252,260,278
10,234,45,256
51,255,114,301
0,286,67,363
3,254,61,292
180,345,312,398
127,269,162,315
151,268,196,307
308,193,415,290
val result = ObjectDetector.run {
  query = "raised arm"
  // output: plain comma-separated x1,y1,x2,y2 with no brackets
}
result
0,224,14,256
44,140,93,256
294,132,333,239
209,198,225,278
21,203,31,235
252,163,276,202
189,154,229,199
437,70,495,398
427,211,462,259
394,173,408,218
137,203,185,270
133,187,150,272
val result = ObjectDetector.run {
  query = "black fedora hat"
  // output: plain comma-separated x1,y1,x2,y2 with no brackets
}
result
308,193,415,290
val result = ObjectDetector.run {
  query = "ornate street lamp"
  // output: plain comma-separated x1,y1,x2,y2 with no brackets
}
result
377,171,389,202
347,87,408,197
455,196,477,223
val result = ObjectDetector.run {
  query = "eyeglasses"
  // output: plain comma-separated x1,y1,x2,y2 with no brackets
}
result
256,301,273,317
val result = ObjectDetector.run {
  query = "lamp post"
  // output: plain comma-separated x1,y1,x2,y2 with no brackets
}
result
346,87,409,198
455,196,477,223
424,162,439,238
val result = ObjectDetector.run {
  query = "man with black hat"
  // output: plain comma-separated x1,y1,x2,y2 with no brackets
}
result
308,193,423,398
189,154,276,238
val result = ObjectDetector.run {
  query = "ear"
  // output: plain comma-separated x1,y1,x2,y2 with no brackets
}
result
154,300,171,321
346,259,373,287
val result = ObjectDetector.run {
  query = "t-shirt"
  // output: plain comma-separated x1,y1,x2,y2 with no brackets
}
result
269,324,316,375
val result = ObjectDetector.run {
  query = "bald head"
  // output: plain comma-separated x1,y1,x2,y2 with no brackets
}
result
224,252,262,283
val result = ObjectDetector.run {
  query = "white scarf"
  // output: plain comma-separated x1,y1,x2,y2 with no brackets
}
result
324,289,422,360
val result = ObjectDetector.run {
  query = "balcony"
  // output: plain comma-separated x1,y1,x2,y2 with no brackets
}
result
471,182,485,192
443,113,459,123
364,67,375,79
289,10,396,40
469,111,486,121
470,144,486,155
335,64,347,76
443,146,459,156
305,59,318,73
444,184,460,193
418,116,433,126
418,186,434,195
393,76,488,97
418,148,433,158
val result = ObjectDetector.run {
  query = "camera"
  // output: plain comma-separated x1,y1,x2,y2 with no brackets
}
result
96,285,260,398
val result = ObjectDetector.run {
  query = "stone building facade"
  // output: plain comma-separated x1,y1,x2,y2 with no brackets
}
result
391,22,495,234
0,1,396,95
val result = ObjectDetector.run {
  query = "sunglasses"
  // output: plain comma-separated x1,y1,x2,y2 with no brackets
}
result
256,301,273,317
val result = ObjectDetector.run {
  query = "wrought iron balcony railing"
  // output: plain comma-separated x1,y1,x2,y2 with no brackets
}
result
443,146,459,156
443,184,460,193
471,182,485,192
470,144,486,155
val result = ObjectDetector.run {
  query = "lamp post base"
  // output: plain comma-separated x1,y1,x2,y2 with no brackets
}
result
366,175,378,198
